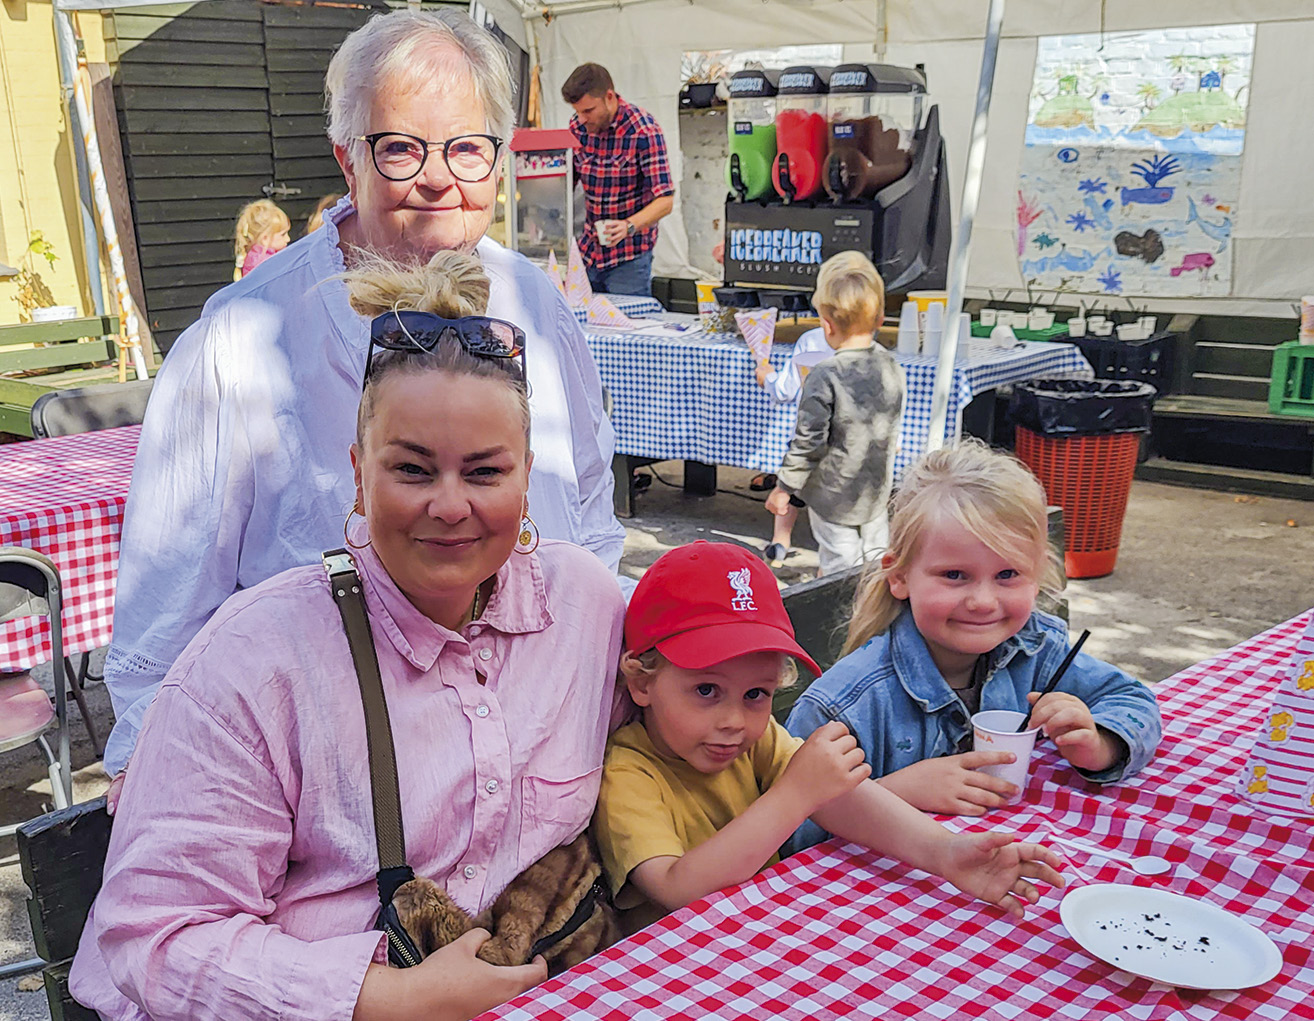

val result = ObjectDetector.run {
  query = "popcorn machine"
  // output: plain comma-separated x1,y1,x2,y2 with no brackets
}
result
507,128,580,261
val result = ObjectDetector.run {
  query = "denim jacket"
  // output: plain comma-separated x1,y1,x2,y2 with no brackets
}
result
785,607,1162,850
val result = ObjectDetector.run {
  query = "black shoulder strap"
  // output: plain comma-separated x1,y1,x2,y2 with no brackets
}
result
323,549,414,903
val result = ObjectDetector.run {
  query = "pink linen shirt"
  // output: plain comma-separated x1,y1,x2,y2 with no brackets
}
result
69,538,625,1021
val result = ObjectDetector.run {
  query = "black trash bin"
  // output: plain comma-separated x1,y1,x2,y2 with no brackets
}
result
1009,380,1156,579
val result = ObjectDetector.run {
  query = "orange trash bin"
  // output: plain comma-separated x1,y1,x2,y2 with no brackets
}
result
1010,380,1155,579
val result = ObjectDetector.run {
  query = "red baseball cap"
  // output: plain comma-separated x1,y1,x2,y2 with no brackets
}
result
626,542,822,677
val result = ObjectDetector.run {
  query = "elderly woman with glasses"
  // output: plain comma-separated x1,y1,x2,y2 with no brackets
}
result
98,8,627,794
70,250,626,1021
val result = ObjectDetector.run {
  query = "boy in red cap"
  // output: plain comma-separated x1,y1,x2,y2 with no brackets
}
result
595,542,1063,931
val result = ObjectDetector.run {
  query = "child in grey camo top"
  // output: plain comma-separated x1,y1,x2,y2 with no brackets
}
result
766,252,904,575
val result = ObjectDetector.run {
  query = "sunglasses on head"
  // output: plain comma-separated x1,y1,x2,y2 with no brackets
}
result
365,309,527,382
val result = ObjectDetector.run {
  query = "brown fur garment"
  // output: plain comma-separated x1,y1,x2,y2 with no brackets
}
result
392,833,619,975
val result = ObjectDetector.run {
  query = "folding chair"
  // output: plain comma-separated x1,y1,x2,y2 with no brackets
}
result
0,548,74,981
0,547,74,833
29,378,154,440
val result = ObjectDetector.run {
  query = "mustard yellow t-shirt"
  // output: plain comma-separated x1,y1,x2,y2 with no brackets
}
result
593,718,804,920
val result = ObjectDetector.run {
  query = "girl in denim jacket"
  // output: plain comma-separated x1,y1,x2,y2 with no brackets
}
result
786,440,1161,830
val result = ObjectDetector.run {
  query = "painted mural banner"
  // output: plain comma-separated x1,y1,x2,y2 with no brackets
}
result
1017,25,1253,299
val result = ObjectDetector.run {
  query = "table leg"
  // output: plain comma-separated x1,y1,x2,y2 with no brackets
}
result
683,461,717,496
613,454,638,519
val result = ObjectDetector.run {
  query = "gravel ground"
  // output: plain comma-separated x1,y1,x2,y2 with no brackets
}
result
1,471,1311,1018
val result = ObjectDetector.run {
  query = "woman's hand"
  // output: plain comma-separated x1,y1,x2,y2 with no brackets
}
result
106,763,129,816
878,753,1019,816
777,721,870,815
764,487,794,517
354,929,547,1021
1027,691,1120,772
935,831,1065,920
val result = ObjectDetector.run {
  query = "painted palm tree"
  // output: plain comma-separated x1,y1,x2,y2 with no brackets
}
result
1215,56,1237,88
1167,54,1193,95
1136,82,1163,112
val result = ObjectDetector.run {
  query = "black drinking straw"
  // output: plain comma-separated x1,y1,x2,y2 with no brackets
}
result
1016,629,1091,732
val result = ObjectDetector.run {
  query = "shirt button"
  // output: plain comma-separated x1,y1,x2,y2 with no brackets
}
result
478,648,493,662
485,779,500,794
463,865,477,879
476,704,490,718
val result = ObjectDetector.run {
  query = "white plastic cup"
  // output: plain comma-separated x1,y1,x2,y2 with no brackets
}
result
1087,315,1108,329
923,301,944,337
991,324,1018,348
1092,321,1114,337
971,710,1041,805
922,327,942,359
954,312,972,362
1116,323,1138,340
1139,315,1157,336
595,219,622,247
897,301,921,355
1066,316,1087,338
979,308,998,327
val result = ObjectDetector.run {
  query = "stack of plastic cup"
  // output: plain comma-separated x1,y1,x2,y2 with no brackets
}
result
954,312,972,362
921,301,944,358
897,301,920,355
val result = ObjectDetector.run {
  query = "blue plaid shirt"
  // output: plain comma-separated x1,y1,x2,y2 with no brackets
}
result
570,97,674,272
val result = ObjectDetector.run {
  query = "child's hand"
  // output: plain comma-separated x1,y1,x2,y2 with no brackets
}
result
1027,691,1120,772
765,488,793,516
879,753,1020,816
936,830,1065,919
754,362,771,387
778,721,871,813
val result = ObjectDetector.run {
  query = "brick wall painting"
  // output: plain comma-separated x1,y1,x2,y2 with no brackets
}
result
1017,25,1253,300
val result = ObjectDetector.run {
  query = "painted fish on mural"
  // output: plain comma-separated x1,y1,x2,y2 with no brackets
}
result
1169,251,1216,277
1187,196,1232,253
1113,229,1165,264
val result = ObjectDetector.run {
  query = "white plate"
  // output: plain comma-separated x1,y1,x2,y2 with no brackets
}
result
1060,884,1282,990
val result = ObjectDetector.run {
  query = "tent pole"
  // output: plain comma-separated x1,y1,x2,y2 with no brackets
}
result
923,0,1005,452
51,4,106,319
55,10,148,380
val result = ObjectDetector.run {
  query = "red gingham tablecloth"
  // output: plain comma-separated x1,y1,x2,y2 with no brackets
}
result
484,611,1314,1020
0,426,139,671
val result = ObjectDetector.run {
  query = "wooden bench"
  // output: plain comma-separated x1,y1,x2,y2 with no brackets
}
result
0,316,156,437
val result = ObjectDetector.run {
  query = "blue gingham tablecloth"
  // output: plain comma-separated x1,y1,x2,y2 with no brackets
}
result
568,294,665,325
586,318,1094,478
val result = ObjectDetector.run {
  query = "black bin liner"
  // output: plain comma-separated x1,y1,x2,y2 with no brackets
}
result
1009,379,1156,438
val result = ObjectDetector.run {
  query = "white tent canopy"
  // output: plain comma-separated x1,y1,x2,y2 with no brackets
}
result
511,0,1313,316
54,0,1314,314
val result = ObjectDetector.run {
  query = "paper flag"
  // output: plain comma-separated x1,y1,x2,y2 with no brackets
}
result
546,250,566,297
734,307,778,369
1239,613,1314,818
585,294,644,329
564,236,593,309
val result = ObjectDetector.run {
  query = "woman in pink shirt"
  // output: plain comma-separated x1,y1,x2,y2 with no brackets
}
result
69,248,626,1021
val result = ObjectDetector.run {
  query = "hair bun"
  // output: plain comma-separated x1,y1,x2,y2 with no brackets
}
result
341,248,491,319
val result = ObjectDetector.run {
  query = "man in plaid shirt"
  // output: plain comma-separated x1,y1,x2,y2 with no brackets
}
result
563,63,675,296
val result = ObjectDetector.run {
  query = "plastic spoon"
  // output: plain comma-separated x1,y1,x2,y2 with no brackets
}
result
1049,833,1171,877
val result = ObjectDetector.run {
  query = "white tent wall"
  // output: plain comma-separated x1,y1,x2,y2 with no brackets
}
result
527,0,1314,316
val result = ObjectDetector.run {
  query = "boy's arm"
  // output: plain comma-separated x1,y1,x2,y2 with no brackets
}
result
810,780,1064,918
628,782,816,911
629,722,869,911
775,374,834,494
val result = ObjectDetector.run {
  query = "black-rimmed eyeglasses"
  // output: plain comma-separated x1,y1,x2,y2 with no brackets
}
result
359,132,502,183
365,310,527,383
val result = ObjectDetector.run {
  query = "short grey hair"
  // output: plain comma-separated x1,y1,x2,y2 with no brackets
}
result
325,9,515,166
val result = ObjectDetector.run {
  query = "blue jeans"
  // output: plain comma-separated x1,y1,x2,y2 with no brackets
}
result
586,249,653,296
